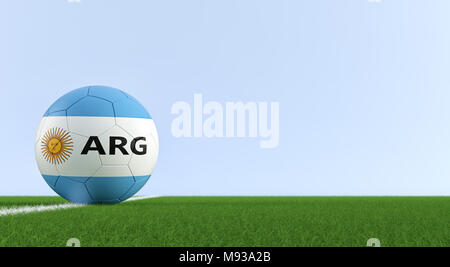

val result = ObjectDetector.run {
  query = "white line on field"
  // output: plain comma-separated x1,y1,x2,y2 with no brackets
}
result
0,196,159,217
0,203,83,217
125,196,160,202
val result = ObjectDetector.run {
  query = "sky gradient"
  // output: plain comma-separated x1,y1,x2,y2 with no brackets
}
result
1,0,450,196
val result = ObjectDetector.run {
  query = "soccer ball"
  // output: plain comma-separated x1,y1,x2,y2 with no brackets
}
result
34,86,159,204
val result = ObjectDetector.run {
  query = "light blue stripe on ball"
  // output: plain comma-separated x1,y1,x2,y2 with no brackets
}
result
44,86,152,119
42,174,151,204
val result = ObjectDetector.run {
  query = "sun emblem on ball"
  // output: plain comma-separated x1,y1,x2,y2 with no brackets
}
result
41,127,73,165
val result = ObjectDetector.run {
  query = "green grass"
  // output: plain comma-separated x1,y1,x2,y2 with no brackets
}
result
0,196,448,247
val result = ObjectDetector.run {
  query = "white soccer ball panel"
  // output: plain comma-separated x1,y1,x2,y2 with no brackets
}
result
68,116,115,137
93,165,133,177
39,116,69,132
116,118,157,139
128,132,159,176
116,118,159,176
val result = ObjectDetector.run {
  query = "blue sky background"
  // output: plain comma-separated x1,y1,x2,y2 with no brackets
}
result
1,0,450,196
